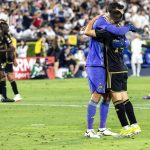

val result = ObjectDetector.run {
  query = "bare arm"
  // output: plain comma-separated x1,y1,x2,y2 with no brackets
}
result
84,16,100,37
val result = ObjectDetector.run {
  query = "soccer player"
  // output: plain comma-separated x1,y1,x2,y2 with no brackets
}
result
4,36,22,102
84,2,138,138
2,57,22,101
84,9,141,137
0,19,15,102
131,33,144,77
0,15,22,102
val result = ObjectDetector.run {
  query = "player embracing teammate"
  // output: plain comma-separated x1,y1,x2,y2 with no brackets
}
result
83,2,141,138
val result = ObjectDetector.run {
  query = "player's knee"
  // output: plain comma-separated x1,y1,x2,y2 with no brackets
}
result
7,73,14,81
111,92,122,101
91,91,101,102
121,91,128,101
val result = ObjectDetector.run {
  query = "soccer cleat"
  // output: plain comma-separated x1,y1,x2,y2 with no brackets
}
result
97,128,118,136
0,94,4,101
1,98,15,103
118,127,134,137
13,94,22,102
131,125,141,134
84,129,100,138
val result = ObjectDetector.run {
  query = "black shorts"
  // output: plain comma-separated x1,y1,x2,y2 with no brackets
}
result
108,72,128,92
5,63,13,73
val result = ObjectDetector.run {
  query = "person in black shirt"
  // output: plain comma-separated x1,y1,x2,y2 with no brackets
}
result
0,20,15,102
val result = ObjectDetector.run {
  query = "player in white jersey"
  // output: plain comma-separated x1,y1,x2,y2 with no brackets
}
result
131,33,146,77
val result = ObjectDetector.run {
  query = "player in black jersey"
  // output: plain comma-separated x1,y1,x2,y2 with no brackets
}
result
0,19,15,102
84,9,141,137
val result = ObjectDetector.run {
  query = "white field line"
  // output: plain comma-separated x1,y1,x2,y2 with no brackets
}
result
0,103,150,110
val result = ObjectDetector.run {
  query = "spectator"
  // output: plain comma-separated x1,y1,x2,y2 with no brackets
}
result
34,33,45,56
22,11,33,30
46,37,60,77
59,46,79,77
17,40,28,57
32,10,43,29
30,58,47,79
0,0,150,79
74,49,87,78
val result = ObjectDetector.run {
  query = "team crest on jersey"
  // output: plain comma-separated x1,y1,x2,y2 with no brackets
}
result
99,84,103,89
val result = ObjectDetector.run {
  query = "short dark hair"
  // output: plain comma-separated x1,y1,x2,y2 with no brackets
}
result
107,2,124,13
109,9,123,23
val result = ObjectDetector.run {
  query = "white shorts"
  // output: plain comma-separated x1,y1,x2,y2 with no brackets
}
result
131,54,143,64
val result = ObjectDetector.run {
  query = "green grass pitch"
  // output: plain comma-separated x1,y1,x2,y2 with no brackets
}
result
0,77,150,150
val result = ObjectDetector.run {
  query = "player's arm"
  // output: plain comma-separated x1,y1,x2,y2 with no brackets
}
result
94,17,136,35
84,16,110,39
85,23,128,48
112,37,130,48
83,15,101,37
84,17,130,48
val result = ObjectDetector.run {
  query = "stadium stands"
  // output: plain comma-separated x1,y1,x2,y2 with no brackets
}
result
0,0,150,78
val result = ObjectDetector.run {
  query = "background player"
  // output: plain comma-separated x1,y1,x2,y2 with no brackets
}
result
0,19,15,102
0,13,22,102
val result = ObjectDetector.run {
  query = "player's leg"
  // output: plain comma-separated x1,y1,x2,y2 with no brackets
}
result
122,93,141,134
98,92,117,136
0,70,14,102
111,73,132,137
131,55,136,76
99,94,110,131
85,91,101,138
85,67,105,138
121,73,141,134
137,62,141,77
6,64,22,101
111,92,129,128
137,55,143,77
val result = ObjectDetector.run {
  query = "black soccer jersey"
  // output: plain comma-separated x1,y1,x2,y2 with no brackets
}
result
0,33,12,51
95,29,128,72
0,33,13,64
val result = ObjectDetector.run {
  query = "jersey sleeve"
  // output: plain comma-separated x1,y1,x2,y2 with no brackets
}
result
94,17,129,36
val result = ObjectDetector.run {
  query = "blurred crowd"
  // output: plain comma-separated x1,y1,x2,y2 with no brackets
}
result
0,0,150,78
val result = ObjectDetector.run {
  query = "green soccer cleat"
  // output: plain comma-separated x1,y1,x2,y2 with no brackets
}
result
131,125,141,134
114,128,134,138
119,128,134,137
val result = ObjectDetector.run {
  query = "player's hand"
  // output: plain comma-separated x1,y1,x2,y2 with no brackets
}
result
112,39,125,48
125,23,137,32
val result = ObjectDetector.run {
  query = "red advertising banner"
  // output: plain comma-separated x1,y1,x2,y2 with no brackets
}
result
13,57,55,80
